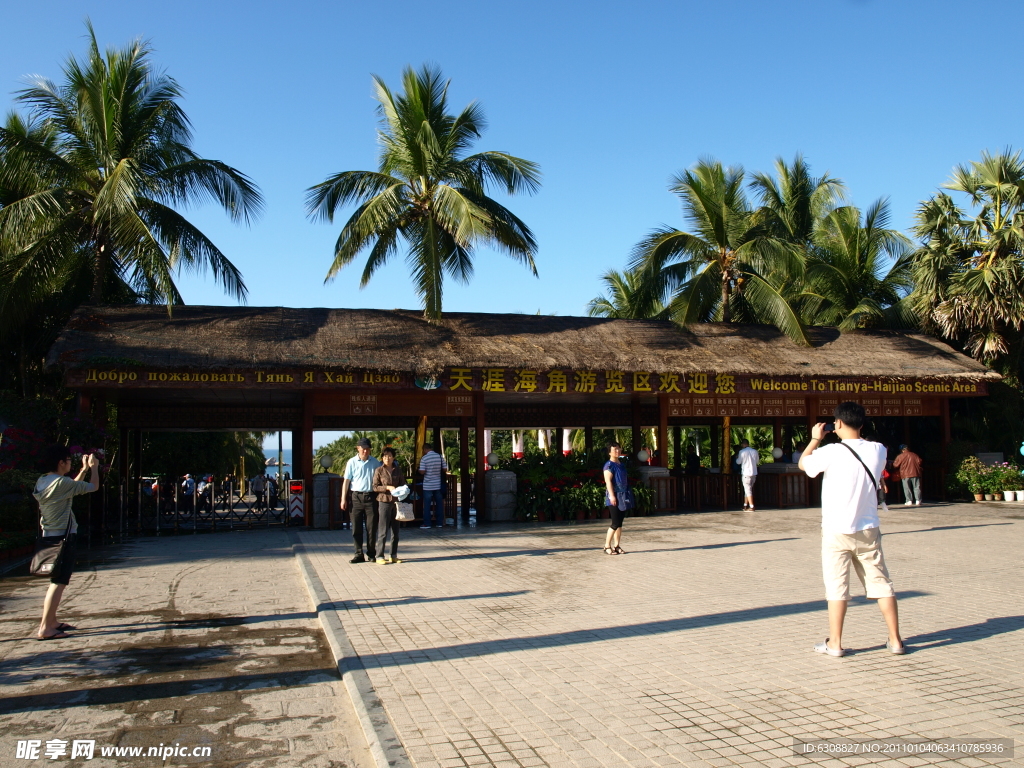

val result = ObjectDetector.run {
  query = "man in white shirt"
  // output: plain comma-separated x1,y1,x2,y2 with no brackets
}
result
735,440,760,511
800,401,905,657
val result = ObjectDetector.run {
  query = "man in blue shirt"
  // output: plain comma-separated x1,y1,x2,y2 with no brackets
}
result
342,438,382,563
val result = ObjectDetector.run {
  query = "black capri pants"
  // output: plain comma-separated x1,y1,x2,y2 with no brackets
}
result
607,506,626,531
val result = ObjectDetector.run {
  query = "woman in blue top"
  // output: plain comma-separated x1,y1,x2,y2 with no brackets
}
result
602,442,631,555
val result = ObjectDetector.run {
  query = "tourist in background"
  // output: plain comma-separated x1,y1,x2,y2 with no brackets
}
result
373,447,406,564
685,446,701,475
418,445,447,528
602,442,631,554
34,446,99,640
893,445,923,506
250,470,267,511
735,439,760,511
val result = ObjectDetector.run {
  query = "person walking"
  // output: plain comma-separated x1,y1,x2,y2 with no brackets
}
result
418,445,447,528
893,444,923,506
181,473,195,513
250,470,267,512
342,438,382,563
372,447,406,564
799,402,905,657
602,442,632,555
735,439,760,511
34,446,100,640
684,446,701,475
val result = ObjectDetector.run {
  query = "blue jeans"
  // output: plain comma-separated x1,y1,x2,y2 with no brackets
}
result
902,477,921,503
423,488,445,527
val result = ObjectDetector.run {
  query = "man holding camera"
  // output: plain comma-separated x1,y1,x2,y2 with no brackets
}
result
799,401,905,657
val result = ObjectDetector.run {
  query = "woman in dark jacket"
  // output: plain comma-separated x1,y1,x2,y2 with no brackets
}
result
372,448,407,564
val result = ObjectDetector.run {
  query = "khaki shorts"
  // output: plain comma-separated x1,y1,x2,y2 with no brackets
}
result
742,475,756,496
821,527,895,601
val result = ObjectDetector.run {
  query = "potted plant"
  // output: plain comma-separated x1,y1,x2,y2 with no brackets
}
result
978,464,998,500
1001,465,1017,501
955,456,986,501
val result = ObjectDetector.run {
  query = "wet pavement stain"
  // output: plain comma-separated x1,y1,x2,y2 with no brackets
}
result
0,531,372,768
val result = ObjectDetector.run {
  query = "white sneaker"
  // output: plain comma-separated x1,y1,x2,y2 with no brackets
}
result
904,501,912,506
914,501,921,506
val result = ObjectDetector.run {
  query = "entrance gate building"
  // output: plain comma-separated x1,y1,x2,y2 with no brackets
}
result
50,307,997,532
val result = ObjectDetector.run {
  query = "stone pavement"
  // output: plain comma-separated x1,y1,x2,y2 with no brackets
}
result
299,503,1024,768
0,530,373,768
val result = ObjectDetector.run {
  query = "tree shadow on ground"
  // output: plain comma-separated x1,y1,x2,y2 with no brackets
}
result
885,523,1013,536
904,615,1024,651
344,591,931,672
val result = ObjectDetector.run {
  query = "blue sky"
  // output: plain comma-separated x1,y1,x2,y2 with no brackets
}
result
4,0,1021,450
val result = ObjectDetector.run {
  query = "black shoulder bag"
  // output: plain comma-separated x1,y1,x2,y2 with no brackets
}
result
30,505,74,577
839,443,886,506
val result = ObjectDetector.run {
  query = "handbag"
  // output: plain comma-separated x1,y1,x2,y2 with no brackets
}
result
839,443,886,505
30,506,74,577
395,501,415,521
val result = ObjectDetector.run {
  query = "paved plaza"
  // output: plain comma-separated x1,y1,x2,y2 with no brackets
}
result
2,502,1023,767
0,532,373,768
300,503,1023,768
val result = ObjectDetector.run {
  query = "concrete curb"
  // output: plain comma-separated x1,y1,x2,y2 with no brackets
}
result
290,534,412,768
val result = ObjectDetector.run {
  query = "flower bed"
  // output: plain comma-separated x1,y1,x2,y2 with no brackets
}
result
501,453,653,521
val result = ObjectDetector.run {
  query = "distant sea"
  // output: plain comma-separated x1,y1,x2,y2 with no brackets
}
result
264,448,293,473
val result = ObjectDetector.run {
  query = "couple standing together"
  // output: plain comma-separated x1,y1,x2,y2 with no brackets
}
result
340,438,447,564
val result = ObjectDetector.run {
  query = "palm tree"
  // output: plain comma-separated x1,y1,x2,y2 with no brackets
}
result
306,65,541,320
803,201,915,329
586,268,668,319
749,154,846,250
911,149,1024,363
0,23,262,308
630,158,809,344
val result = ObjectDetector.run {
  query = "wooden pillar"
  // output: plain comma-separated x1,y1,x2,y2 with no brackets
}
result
414,416,428,472
673,426,682,470
555,427,564,456
132,429,143,524
459,417,471,517
584,425,594,458
941,398,951,501
657,394,669,468
299,394,314,526
76,392,92,419
772,417,782,462
630,397,642,459
722,416,732,474
474,392,487,522
93,394,107,431
902,415,911,447
131,430,143,485
710,421,720,469
433,426,442,454
118,428,129,484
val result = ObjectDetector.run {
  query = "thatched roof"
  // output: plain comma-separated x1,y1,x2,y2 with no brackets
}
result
48,305,996,381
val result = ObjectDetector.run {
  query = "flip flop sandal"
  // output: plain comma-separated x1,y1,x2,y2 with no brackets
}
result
603,547,617,555
613,546,625,554
56,623,77,631
36,631,70,641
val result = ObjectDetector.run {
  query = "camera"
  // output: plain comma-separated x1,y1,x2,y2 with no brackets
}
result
823,423,836,433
